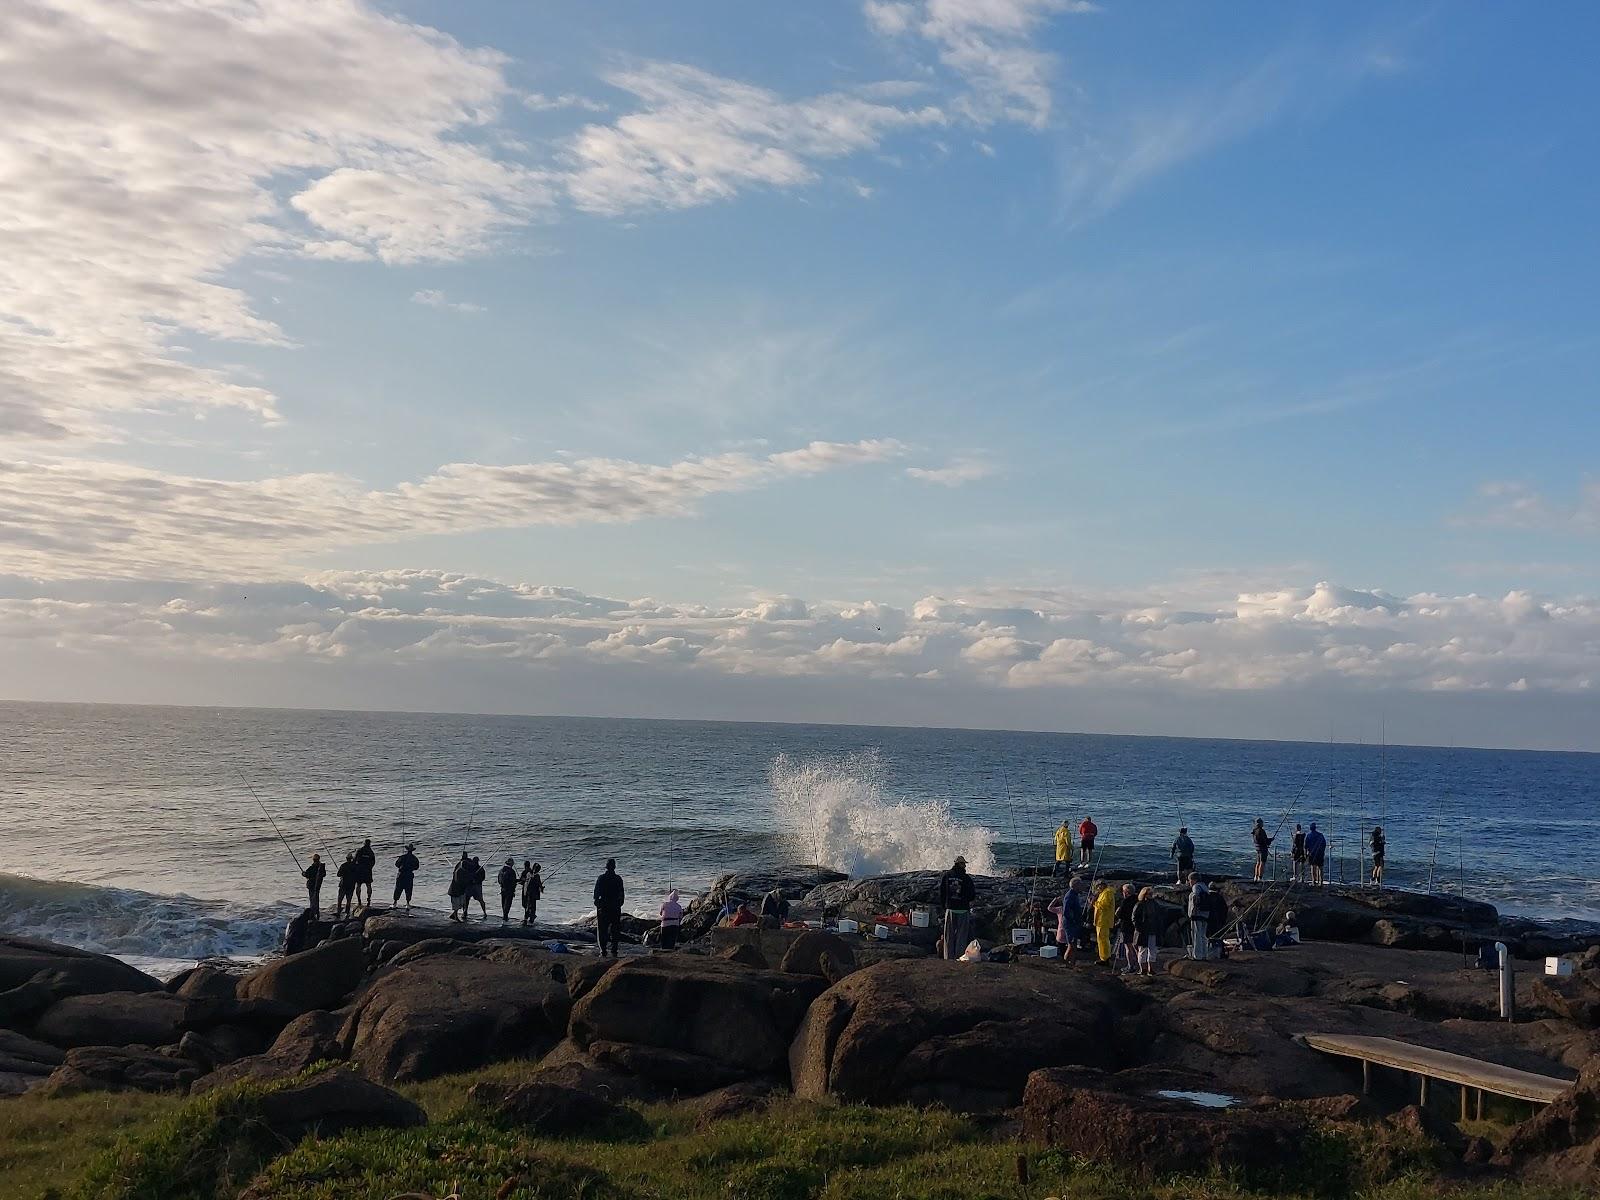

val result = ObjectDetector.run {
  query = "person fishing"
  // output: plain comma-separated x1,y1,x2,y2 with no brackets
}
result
302,853,326,918
1054,821,1072,877
658,889,683,950
1048,875,1089,962
392,843,420,913
353,838,376,909
497,857,519,922
447,851,472,922
938,855,976,960
1092,879,1117,965
594,858,625,958
1132,885,1163,975
1186,872,1210,960
1291,823,1307,883
1114,882,1139,973
468,855,488,919
1078,815,1098,867
1370,826,1386,888
1170,826,1195,883
1305,822,1328,886
520,861,542,927
1251,818,1273,882
334,852,358,920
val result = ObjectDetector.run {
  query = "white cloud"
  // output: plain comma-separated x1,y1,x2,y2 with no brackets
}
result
1459,479,1600,533
2,573,1595,704
410,289,486,315
564,63,945,213
0,440,904,579
0,0,547,441
905,456,998,486
522,91,609,114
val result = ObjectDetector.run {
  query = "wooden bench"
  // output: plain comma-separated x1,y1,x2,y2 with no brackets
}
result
1297,1033,1573,1119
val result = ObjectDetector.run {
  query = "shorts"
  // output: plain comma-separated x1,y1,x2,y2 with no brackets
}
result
1372,854,1385,868
1255,848,1268,862
1309,854,1326,869
1082,837,1096,854
1292,851,1306,863
1138,936,1159,968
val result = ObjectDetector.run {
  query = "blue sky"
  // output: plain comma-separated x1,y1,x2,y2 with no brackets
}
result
2,1,1597,747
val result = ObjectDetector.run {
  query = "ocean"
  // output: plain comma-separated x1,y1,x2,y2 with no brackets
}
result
1,701,1596,978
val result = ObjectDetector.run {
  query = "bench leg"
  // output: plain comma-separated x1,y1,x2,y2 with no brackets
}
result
1476,1090,1484,1121
1362,1060,1371,1095
1461,1085,1469,1122
1419,1075,1429,1107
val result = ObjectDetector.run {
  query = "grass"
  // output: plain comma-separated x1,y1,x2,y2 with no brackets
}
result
1,1063,1592,1200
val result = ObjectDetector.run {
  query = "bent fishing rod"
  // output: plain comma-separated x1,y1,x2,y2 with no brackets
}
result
234,765,304,874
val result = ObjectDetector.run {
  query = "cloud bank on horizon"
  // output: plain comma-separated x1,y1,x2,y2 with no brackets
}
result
1,1,1597,748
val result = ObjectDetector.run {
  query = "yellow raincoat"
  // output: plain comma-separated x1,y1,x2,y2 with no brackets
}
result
1054,823,1072,864
1093,884,1117,962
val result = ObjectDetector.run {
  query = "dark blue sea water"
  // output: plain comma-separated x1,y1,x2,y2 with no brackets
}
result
0,702,1595,975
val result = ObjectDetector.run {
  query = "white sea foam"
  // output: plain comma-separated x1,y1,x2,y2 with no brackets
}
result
769,750,996,876
0,873,293,977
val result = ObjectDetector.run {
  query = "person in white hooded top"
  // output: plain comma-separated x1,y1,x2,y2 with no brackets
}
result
658,889,684,951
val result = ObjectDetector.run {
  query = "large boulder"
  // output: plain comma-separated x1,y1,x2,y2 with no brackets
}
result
790,959,1132,1111
339,941,570,1083
1214,882,1500,951
31,991,188,1049
681,866,848,942
801,872,1043,943
1501,1056,1600,1182
0,1028,65,1095
359,912,593,952
255,1067,426,1141
236,937,366,1013
468,1080,644,1137
1023,1065,1306,1180
0,936,160,997
37,1045,199,1096
570,955,824,1091
0,970,74,1028
191,1009,346,1094
1531,970,1600,1028
167,965,241,1000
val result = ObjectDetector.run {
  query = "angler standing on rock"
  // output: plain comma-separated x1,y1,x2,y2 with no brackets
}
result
448,851,472,922
1171,826,1195,883
1305,822,1328,887
469,855,488,919
938,855,976,960
392,843,420,913
353,838,376,910
334,852,357,919
1251,818,1273,881
1078,815,1098,867
1186,873,1210,960
520,860,542,926
1092,880,1117,964
1291,823,1307,882
658,889,683,950
497,857,518,922
1054,821,1072,877
1370,826,1386,889
594,858,625,958
302,853,326,918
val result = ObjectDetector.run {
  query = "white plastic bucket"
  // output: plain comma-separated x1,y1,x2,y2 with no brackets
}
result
910,907,931,929
1010,927,1035,945
835,918,858,934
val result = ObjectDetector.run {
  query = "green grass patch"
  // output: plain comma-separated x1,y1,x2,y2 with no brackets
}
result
0,1089,179,1200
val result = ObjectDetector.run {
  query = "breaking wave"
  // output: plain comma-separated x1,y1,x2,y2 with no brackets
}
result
769,750,995,876
0,872,294,977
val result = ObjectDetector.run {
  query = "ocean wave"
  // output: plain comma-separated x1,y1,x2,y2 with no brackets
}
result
769,750,996,876
0,872,294,969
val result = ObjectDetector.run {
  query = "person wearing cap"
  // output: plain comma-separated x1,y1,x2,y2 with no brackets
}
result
392,843,420,913
497,857,519,922
1170,826,1195,883
938,855,976,960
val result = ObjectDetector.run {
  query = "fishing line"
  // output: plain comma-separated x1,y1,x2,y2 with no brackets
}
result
234,765,303,874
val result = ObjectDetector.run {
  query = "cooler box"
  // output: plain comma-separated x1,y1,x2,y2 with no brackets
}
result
873,923,891,939
1038,945,1060,959
1547,956,1575,977
835,918,858,934
1010,927,1035,945
910,906,931,928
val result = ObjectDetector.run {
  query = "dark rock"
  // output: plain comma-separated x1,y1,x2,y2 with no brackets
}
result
801,872,1043,944
0,936,161,997
719,944,769,970
790,958,1130,1111
1386,1103,1467,1154
255,1067,426,1140
0,970,73,1028
1501,1056,1600,1182
570,955,824,1090
566,957,621,1003
528,1039,663,1104
32,991,188,1049
1023,1065,1306,1178
359,912,594,952
340,942,570,1082
190,1009,346,1094
779,931,857,979
680,1080,780,1127
1462,1135,1495,1166
1216,881,1497,950
177,995,302,1034
237,937,366,1013
681,866,847,942
467,1080,642,1137
168,965,240,1000
588,1040,753,1090
1530,971,1600,1028
1259,1093,1371,1121
0,1029,65,1092
177,1024,262,1071
38,1045,200,1096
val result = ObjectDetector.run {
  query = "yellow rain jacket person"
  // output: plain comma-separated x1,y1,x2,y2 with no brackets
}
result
1054,822,1072,866
1093,883,1117,963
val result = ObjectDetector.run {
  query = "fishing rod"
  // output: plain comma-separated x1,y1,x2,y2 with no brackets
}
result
234,766,303,873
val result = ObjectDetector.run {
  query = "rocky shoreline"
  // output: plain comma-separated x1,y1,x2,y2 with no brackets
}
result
3,867,1598,1186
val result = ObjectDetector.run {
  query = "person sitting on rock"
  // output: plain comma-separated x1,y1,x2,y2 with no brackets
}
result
726,900,759,927
759,889,791,928
938,855,976,961
1132,886,1163,975
497,857,518,922
334,853,357,920
658,889,684,950
1275,909,1301,946
520,861,542,926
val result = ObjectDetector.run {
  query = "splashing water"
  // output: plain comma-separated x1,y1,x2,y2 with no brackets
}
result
769,750,996,876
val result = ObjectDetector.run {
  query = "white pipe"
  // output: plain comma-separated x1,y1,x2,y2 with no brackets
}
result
1497,942,1515,1021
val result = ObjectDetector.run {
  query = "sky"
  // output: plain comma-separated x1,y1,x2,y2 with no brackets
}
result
2,0,1598,750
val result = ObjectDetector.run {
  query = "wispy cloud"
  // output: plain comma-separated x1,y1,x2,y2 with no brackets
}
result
1457,480,1600,533
906,456,999,486
411,289,486,315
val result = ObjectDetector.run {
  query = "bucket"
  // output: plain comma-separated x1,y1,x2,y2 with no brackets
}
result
1038,945,1060,959
835,918,859,934
1010,927,1035,945
910,906,931,929
873,924,891,939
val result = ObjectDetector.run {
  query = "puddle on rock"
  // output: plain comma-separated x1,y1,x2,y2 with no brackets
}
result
1155,1089,1239,1109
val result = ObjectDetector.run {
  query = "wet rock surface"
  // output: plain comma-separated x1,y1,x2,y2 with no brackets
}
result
0,936,161,999
236,937,366,1013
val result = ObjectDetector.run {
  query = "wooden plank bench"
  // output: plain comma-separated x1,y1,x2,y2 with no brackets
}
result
1297,1033,1573,1119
